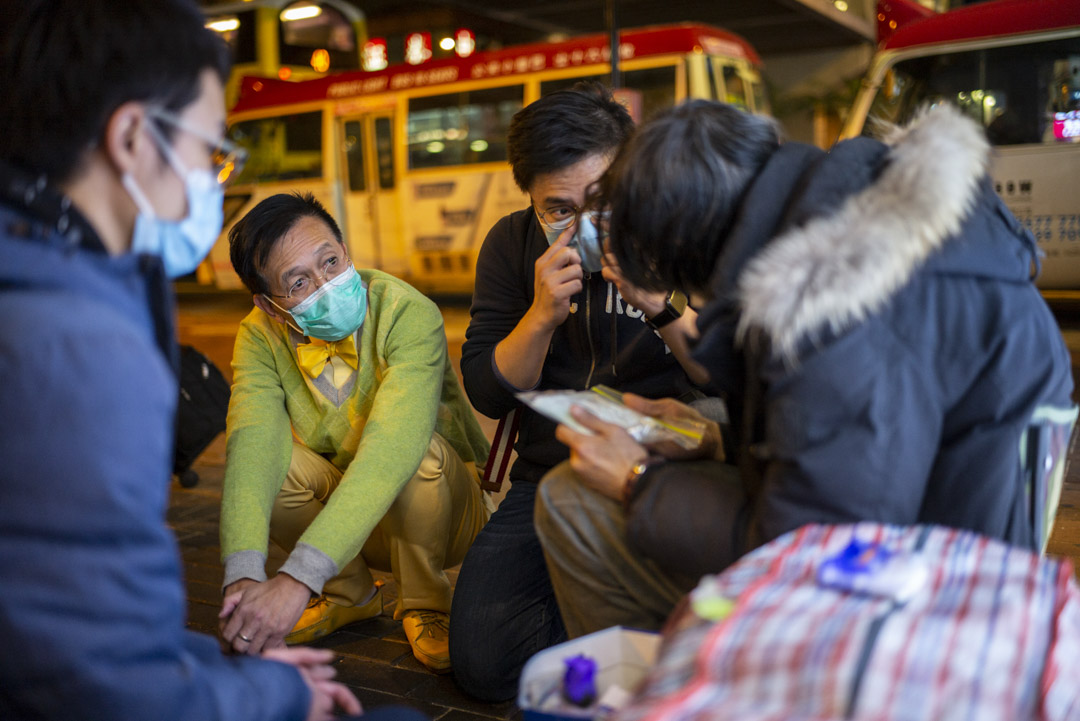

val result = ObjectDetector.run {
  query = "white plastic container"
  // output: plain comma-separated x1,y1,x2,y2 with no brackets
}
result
517,627,660,721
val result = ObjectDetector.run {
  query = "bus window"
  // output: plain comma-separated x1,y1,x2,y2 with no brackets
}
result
751,77,768,115
207,9,257,65
343,120,366,192
279,2,360,73
721,64,749,110
229,111,324,184
864,37,1080,145
539,66,676,121
625,66,677,119
374,116,395,189
539,74,607,96
407,85,524,169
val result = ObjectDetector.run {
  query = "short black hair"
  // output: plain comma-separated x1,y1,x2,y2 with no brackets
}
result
603,101,781,294
229,192,344,296
506,81,635,193
0,0,231,183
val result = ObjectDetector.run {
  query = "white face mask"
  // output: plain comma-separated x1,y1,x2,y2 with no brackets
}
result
123,167,223,278
121,109,230,277
536,210,607,274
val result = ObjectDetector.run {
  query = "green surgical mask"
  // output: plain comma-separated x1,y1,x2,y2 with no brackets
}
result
267,265,368,341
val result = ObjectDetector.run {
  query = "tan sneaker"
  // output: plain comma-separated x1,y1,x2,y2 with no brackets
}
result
284,588,383,645
402,610,451,673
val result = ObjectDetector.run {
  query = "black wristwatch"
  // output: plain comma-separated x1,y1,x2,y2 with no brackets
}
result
645,290,688,330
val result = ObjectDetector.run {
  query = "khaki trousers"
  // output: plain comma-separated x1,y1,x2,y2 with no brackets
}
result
270,433,492,617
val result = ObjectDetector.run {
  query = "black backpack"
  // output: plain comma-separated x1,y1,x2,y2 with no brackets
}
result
173,344,230,487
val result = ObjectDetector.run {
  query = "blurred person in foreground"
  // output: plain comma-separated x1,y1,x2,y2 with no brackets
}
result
218,192,492,674
535,100,1077,636
0,2,384,719
450,82,709,701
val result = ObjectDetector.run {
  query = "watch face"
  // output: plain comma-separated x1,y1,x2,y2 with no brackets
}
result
667,290,688,316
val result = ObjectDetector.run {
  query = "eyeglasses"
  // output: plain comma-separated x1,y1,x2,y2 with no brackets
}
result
147,107,248,187
534,203,609,232
268,253,349,302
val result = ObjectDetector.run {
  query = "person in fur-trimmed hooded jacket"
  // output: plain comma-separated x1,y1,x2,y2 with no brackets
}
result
533,100,1078,638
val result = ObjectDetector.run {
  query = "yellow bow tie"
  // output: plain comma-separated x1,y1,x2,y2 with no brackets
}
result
297,336,359,379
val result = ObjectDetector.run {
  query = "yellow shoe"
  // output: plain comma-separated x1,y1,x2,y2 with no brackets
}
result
402,610,451,673
285,589,383,645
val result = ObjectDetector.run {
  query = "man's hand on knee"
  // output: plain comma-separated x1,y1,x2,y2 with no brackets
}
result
219,574,313,655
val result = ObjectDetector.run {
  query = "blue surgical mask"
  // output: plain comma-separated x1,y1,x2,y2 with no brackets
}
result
123,167,223,278
537,213,605,274
268,265,368,342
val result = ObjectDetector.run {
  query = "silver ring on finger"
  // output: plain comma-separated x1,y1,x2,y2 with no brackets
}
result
238,633,253,643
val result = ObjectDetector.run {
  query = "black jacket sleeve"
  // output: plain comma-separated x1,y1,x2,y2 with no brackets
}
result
460,211,537,419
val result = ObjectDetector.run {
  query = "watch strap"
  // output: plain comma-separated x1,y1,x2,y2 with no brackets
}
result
645,290,687,330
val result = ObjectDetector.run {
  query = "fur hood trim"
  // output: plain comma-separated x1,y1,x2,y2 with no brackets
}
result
736,104,990,360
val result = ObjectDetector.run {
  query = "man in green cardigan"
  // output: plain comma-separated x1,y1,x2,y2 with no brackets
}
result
217,192,492,674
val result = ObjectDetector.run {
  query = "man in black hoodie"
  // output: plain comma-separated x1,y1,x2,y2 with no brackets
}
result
449,83,708,701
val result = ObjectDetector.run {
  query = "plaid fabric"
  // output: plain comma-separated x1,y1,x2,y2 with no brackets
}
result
619,524,1080,721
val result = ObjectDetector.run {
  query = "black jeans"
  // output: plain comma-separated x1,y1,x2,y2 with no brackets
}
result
448,480,567,702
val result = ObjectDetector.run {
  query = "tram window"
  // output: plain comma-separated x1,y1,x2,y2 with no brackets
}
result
407,85,524,169
343,121,366,192
722,65,749,110
229,111,324,184
375,117,395,189
279,3,359,72
208,9,257,65
752,79,769,115
539,74,607,96
624,66,676,120
866,37,1080,145
538,66,675,122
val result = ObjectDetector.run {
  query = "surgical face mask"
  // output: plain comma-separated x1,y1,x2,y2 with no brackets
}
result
268,265,368,341
122,117,225,278
537,211,606,274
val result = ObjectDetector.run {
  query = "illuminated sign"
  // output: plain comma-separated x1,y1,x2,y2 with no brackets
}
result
405,32,432,65
281,3,321,22
310,48,330,73
1054,111,1080,141
363,37,388,71
455,28,476,58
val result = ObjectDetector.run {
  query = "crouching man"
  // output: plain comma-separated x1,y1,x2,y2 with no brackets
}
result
218,192,493,673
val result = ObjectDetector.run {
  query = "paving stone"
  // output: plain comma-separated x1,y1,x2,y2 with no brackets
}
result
313,633,413,664
186,600,224,635
185,577,227,605
334,657,433,697
439,709,519,721
407,675,519,718
182,561,224,587
346,686,446,718
337,614,403,639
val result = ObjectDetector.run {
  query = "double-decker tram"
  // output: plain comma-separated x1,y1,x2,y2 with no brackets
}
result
841,0,1080,291
203,24,768,295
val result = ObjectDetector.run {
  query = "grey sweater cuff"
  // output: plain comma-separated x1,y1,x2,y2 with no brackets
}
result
222,550,267,591
278,542,339,595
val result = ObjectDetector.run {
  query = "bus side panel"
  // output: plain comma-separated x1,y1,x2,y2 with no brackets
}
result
403,169,526,295
994,144,1080,289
